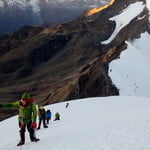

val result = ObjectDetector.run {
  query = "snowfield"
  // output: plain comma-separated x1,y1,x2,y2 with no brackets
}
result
1,96,150,150
109,32,150,97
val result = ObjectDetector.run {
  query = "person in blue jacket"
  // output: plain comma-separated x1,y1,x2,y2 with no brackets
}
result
45,110,52,124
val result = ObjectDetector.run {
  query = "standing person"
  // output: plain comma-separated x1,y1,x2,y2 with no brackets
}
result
54,112,60,121
37,106,48,129
0,93,40,146
45,110,52,125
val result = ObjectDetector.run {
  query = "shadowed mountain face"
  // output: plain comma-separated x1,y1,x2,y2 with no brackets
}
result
0,0,110,34
0,0,149,120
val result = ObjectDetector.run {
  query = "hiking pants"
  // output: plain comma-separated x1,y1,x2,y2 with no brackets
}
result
19,121,35,142
38,117,47,128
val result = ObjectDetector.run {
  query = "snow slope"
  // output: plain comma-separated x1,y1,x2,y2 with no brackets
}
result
0,0,4,8
109,32,150,97
1,96,150,150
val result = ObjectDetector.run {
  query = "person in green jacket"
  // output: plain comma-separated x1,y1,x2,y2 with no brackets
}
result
0,93,40,146
54,112,60,121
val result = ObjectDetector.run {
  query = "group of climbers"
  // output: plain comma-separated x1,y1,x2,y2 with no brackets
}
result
37,105,52,129
0,93,61,146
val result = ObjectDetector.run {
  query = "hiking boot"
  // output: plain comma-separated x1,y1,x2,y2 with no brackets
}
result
17,141,24,146
31,138,40,142
44,126,48,128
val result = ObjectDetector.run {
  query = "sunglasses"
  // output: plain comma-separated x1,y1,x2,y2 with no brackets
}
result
21,99,26,102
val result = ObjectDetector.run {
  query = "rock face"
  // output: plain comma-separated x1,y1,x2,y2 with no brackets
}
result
0,0,149,120
0,0,110,34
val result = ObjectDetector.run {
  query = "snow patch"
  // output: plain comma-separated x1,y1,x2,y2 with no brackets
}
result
6,0,27,8
132,32,150,61
1,0,41,12
101,2,145,45
146,0,150,21
28,0,40,13
0,0,4,8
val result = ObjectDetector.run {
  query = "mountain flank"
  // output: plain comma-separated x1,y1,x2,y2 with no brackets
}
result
0,0,149,120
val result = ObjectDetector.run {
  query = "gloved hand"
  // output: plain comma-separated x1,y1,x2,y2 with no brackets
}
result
31,122,37,129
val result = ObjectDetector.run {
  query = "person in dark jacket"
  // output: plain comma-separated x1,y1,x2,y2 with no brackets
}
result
37,106,48,129
66,102,69,108
0,93,40,146
45,110,52,124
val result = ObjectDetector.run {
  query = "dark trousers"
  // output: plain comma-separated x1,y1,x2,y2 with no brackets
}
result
38,117,47,128
19,121,36,143
46,117,51,124
54,117,60,121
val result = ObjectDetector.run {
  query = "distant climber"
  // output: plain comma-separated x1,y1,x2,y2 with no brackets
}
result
54,112,60,121
45,109,52,125
37,106,48,129
65,102,69,108
0,93,40,146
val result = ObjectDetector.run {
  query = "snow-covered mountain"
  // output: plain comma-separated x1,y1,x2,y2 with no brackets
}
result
102,0,150,97
0,0,108,9
0,0,109,34
1,96,150,150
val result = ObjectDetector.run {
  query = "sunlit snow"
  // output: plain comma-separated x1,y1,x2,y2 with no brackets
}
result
109,32,150,97
1,96,150,150
0,0,4,8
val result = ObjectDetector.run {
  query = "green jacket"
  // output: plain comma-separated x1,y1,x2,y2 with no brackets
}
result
55,112,60,118
2,101,37,123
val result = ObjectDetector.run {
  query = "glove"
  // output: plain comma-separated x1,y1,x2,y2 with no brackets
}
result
31,122,37,129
